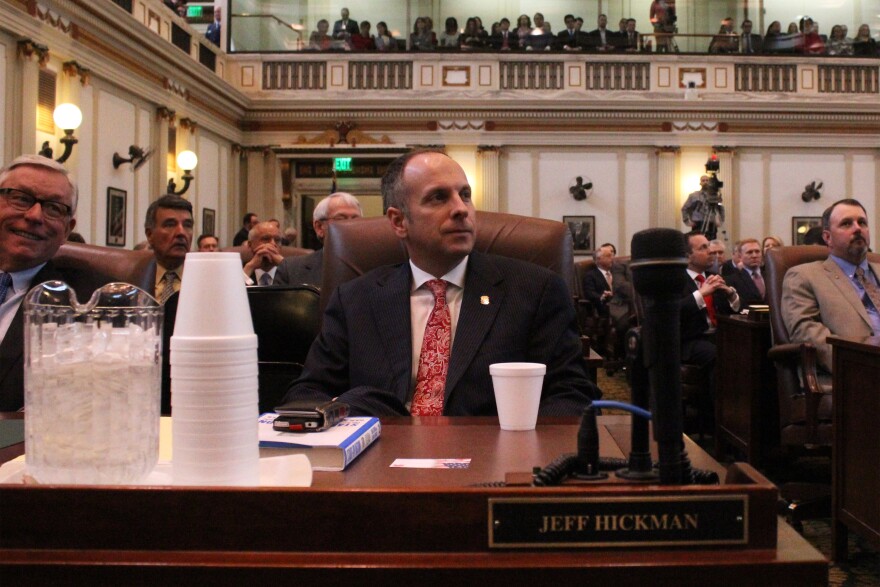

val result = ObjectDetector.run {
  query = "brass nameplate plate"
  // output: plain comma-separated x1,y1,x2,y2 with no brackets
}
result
489,495,747,548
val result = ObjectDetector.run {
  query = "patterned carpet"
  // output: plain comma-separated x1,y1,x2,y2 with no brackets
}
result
596,369,880,586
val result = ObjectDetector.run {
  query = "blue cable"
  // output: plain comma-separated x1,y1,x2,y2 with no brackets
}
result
591,400,652,420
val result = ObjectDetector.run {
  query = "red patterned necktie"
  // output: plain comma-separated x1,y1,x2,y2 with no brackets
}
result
695,274,717,327
411,279,451,416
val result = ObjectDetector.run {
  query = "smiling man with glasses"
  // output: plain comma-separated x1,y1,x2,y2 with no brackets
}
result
275,192,362,288
0,154,102,411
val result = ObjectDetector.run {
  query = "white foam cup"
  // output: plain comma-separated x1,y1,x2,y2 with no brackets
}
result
170,403,258,421
171,335,258,352
489,362,546,431
173,427,257,447
170,415,256,435
170,347,259,366
170,388,258,408
173,454,260,487
171,362,259,380
171,253,255,338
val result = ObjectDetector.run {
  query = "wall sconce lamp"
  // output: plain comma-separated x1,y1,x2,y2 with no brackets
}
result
166,150,198,196
39,103,83,164
113,145,153,170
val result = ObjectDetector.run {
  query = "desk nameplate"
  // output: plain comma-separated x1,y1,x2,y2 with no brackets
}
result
489,494,748,548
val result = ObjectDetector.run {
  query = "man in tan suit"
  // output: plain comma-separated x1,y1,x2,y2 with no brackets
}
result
782,198,879,373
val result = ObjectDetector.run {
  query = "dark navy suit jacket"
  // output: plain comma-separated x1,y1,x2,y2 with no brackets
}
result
723,267,765,310
284,251,599,416
680,271,733,343
274,249,322,288
0,262,110,411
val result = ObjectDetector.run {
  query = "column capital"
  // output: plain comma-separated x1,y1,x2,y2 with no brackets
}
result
63,61,91,86
656,146,681,155
17,40,49,67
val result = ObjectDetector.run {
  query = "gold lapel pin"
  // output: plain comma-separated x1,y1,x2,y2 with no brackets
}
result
480,296,490,305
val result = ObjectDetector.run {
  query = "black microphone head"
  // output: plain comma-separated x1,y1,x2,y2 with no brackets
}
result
630,228,688,297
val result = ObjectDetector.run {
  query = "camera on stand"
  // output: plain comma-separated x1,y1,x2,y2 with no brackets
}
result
700,154,724,239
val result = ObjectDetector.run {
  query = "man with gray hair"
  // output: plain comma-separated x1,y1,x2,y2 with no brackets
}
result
144,194,193,303
275,192,362,287
0,155,104,410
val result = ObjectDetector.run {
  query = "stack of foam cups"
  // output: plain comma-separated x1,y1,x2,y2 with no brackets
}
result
170,252,260,486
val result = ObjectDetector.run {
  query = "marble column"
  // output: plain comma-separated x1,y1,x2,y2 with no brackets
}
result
477,146,501,212
712,147,735,244
655,146,680,228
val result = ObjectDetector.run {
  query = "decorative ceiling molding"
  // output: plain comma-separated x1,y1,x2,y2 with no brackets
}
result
664,121,727,132
294,123,391,147
431,120,492,131
163,78,190,100
33,2,75,36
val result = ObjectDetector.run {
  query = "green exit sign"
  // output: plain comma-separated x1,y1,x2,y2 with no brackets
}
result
186,6,203,17
334,158,352,172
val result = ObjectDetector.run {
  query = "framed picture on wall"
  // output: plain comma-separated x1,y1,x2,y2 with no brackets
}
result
106,187,126,247
202,208,216,237
563,215,595,255
792,216,822,245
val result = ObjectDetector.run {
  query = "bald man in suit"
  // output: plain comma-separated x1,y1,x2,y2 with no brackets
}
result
284,151,598,417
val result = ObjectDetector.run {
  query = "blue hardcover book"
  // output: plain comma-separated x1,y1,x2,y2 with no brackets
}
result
258,414,381,471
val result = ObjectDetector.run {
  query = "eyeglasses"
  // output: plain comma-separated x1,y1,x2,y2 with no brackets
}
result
0,187,73,220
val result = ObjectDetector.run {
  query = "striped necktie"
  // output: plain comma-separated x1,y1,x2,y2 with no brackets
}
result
160,271,178,304
855,267,880,312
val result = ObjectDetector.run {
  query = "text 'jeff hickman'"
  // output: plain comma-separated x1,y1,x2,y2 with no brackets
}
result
538,513,700,534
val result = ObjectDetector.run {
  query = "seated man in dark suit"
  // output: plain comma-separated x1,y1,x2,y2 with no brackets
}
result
242,221,284,285
554,14,587,50
582,243,633,354
720,238,766,311
0,155,109,411
274,192,362,288
284,150,599,417
680,231,740,425
587,13,618,51
144,195,193,303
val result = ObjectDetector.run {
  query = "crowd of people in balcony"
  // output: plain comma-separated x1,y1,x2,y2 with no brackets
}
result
295,7,879,57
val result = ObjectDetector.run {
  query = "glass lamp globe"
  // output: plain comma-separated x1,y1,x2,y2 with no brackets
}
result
53,104,83,131
177,150,198,171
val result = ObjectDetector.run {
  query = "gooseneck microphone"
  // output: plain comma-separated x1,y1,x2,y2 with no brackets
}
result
630,228,693,485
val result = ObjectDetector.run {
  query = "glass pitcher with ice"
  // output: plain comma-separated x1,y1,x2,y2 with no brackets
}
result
24,281,162,484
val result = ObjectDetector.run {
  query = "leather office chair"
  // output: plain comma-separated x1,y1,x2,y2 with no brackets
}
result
320,211,575,311
764,245,839,449
247,285,322,413
764,245,838,528
52,243,156,298
161,286,322,415
630,292,710,437
222,245,313,266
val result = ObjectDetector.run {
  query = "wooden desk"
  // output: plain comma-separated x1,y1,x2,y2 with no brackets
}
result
829,336,880,562
0,416,827,584
715,315,777,465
